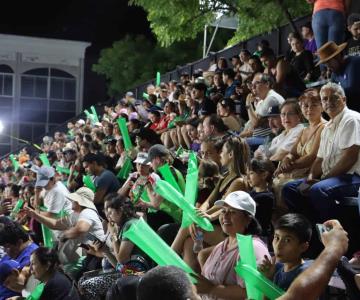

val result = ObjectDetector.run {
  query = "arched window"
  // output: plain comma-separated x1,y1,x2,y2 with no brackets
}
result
0,64,14,96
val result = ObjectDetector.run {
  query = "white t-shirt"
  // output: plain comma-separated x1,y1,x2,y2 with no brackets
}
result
44,181,72,215
72,208,105,244
317,107,360,177
269,124,304,156
255,89,285,117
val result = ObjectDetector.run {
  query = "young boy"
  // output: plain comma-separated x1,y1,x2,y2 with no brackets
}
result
259,213,312,291
248,158,275,236
0,259,38,299
346,13,360,57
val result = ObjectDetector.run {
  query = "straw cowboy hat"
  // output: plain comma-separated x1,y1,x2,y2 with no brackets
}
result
66,187,96,210
316,41,347,66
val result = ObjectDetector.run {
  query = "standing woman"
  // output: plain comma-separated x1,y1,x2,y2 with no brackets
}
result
308,0,350,48
30,247,80,300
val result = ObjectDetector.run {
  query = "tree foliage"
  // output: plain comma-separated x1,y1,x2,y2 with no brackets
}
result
130,0,311,47
92,35,204,96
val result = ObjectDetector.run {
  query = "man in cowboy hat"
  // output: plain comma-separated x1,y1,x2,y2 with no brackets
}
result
317,41,360,112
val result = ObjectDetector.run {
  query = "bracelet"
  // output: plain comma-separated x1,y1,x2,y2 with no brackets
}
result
245,105,251,109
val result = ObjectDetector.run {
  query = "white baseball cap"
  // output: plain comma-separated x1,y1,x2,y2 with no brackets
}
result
215,191,256,216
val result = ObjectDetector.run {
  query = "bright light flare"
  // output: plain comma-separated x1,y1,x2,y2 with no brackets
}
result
0,121,4,133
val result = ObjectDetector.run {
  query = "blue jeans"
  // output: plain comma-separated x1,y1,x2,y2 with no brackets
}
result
282,174,360,223
312,9,345,48
246,136,267,153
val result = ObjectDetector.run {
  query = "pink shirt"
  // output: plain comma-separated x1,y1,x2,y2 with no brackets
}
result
201,236,270,300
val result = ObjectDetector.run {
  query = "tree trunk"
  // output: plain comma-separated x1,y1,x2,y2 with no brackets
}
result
275,0,300,35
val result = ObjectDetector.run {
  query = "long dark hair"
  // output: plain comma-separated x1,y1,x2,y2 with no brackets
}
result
108,194,137,226
33,247,59,272
223,137,250,176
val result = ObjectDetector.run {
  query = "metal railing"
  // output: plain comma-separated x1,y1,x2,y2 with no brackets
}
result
3,15,312,158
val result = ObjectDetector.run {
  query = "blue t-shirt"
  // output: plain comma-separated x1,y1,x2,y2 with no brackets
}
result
331,56,360,112
224,80,239,98
273,260,312,291
0,242,38,300
94,169,121,195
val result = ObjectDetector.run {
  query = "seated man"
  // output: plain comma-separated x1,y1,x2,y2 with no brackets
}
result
242,73,285,151
283,82,360,223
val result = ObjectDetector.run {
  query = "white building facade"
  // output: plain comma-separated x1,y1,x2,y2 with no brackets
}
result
0,34,90,154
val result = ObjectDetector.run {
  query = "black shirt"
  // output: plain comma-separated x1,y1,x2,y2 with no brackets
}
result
290,50,315,80
40,271,80,300
198,97,216,117
346,37,360,57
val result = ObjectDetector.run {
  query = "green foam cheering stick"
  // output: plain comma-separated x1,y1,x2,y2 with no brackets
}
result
41,224,54,248
156,71,161,86
142,92,149,100
155,179,213,232
117,117,133,151
56,165,78,176
235,234,284,300
235,264,285,300
26,282,45,300
158,163,182,194
39,153,51,167
117,156,133,179
83,175,96,192
9,154,20,172
181,152,199,228
11,199,24,215
236,234,261,300
123,217,197,283
90,105,100,123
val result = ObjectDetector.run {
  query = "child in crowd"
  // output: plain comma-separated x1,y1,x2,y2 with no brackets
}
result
197,159,220,206
247,158,275,236
259,213,312,291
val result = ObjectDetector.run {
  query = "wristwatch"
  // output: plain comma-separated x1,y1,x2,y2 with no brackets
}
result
245,105,251,109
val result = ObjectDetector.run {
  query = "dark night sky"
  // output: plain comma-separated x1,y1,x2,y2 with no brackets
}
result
0,0,152,51
0,0,153,105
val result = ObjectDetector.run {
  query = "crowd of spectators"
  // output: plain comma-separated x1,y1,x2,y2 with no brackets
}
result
0,10,360,300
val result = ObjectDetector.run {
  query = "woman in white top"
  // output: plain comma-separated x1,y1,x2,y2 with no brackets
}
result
24,187,105,257
256,100,304,162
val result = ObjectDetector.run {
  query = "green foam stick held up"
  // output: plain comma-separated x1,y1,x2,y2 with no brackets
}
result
142,92,149,100
83,175,96,192
56,165,78,176
155,179,213,232
41,224,54,248
9,154,20,172
235,264,285,300
11,199,24,215
236,234,262,300
117,117,133,151
181,171,198,228
181,163,199,228
117,156,133,179
90,105,100,123
26,282,45,300
33,144,42,151
158,164,182,194
156,71,161,86
39,153,51,167
123,217,197,283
